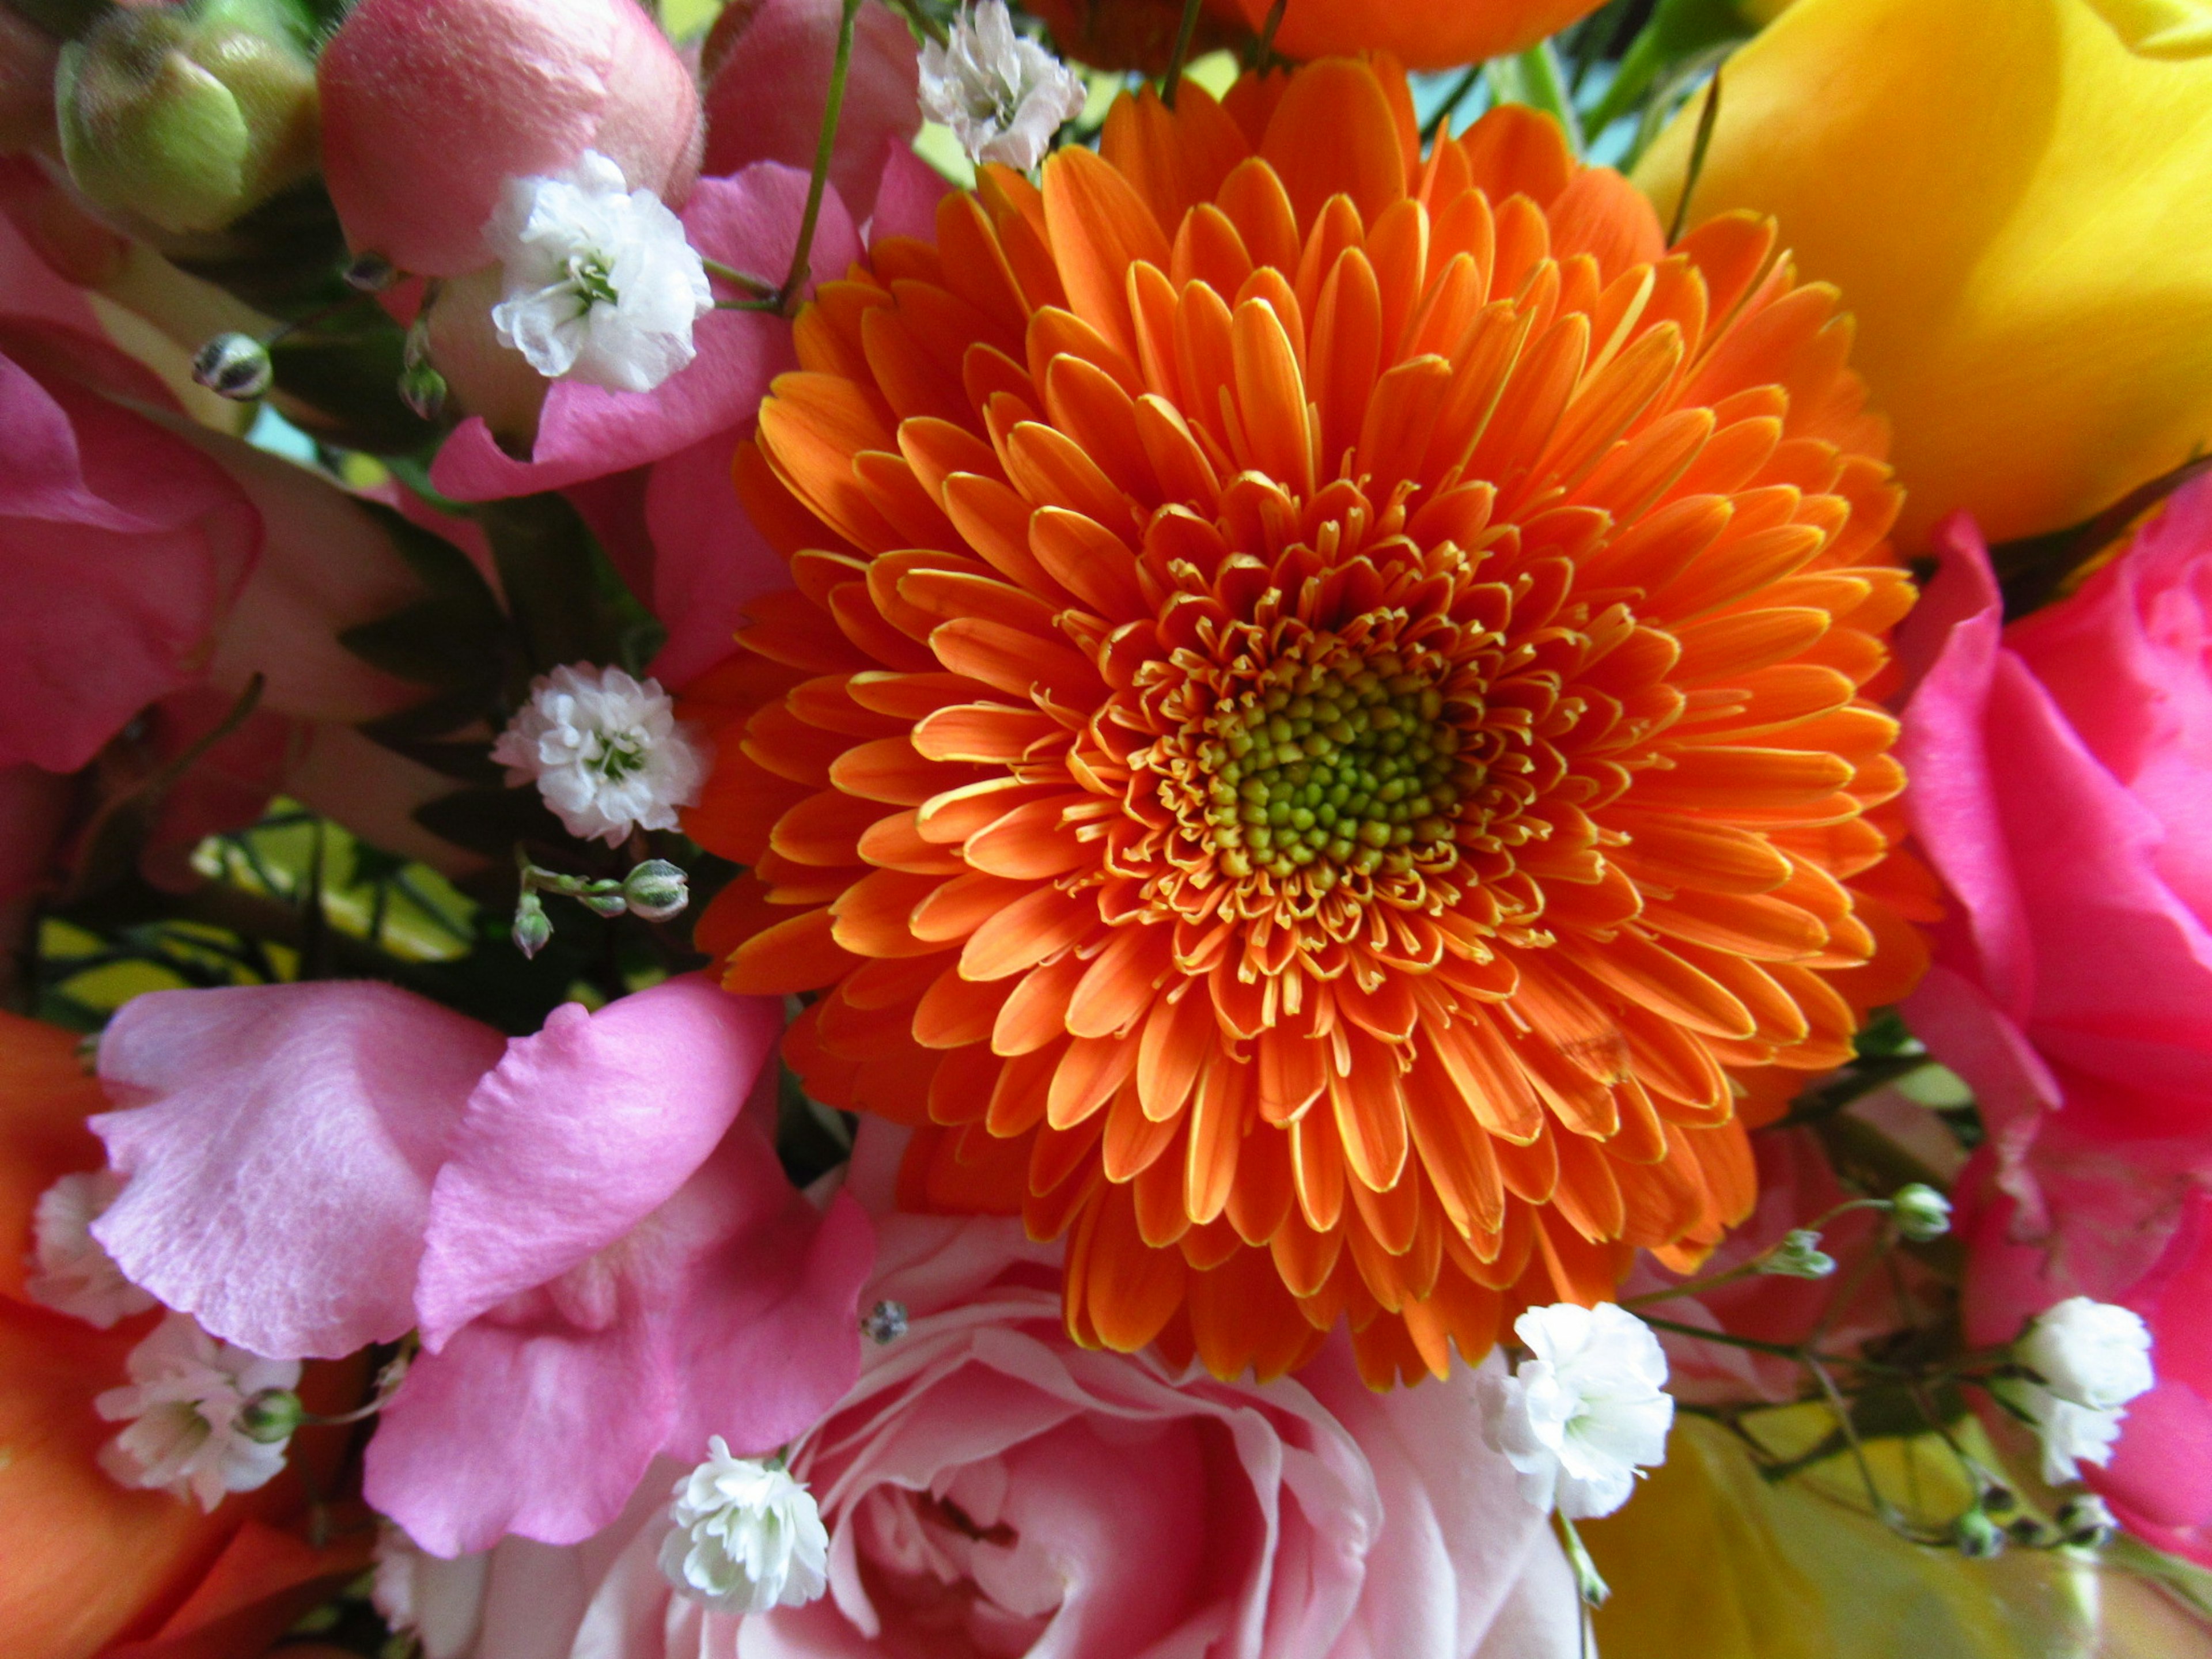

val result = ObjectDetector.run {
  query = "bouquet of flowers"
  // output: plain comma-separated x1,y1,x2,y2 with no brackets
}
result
5,0,2211,1653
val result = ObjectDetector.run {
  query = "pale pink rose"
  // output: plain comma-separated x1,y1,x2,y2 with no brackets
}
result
89,975,876,1556
388,1126,1580,1659
317,0,704,277
1897,486,2212,1561
700,0,921,221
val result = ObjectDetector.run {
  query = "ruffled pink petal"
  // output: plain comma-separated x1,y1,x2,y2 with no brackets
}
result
428,165,858,499
366,1283,676,1556
415,977,782,1347
642,433,791,689
700,0,920,219
91,983,504,1359
0,336,260,773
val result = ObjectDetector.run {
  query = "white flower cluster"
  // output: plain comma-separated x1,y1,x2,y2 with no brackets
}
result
94,1312,301,1512
659,1438,830,1615
26,1169,156,1328
373,1525,491,1659
493,664,709,844
919,1,1088,173
1479,1302,1675,1520
487,149,711,393
2012,1296,2156,1484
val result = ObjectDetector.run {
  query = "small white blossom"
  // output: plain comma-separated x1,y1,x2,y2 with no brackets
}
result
1479,1302,1674,1520
94,1313,301,1512
372,1524,490,1659
492,664,708,844
486,149,711,393
920,1,1088,172
25,1169,157,1328
658,1438,829,1615
2016,1385,2128,1486
2021,1297,2154,1410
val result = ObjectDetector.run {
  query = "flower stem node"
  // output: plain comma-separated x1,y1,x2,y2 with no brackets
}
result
1763,1229,1838,1279
860,1299,907,1344
493,665,708,845
1953,1509,2006,1559
191,332,274,401
659,1437,830,1615
620,859,691,922
1889,1183,1953,1241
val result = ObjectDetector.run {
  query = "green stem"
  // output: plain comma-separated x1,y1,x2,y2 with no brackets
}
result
1487,40,1583,154
1666,66,1723,245
885,0,948,47
778,0,865,315
1163,0,1205,108
701,256,777,297
1255,0,1286,65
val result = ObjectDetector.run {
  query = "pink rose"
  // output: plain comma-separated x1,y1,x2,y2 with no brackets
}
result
1896,486,2212,1559
88,975,876,1557
376,1126,1580,1659
317,0,704,277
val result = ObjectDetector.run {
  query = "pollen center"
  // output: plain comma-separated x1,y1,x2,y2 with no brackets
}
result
1200,642,1467,885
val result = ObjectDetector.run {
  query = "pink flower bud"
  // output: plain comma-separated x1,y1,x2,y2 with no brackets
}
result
318,0,703,277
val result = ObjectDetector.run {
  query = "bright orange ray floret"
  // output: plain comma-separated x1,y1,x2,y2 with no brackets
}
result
685,57,1931,1387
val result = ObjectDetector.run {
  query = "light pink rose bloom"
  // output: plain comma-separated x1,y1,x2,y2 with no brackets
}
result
1896,486,2212,1561
88,975,876,1557
386,1126,1580,1659
700,0,922,222
318,0,704,278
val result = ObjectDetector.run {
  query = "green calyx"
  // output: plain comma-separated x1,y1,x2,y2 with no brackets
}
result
57,0,317,234
1201,653,1467,885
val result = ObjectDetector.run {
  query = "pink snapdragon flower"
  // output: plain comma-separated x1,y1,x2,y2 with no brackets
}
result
88,975,876,1557
369,1126,1581,1659
317,0,704,278
1897,484,2212,1560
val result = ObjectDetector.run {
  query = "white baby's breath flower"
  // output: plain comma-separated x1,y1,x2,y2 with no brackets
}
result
492,664,708,844
95,1313,301,1512
372,1524,490,1659
1479,1302,1674,1520
658,1437,829,1615
2021,1297,2154,1410
25,1169,157,1328
2016,1385,2128,1485
919,1,1087,172
486,149,711,393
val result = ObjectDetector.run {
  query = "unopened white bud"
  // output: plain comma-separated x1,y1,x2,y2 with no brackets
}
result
192,331,273,400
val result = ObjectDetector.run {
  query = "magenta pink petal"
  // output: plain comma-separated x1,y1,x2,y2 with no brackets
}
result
91,983,504,1359
0,342,260,772
643,431,792,689
366,1290,677,1556
414,977,784,1347
428,165,858,501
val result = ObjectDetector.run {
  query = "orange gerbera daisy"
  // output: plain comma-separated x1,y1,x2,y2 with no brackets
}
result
684,56,1930,1387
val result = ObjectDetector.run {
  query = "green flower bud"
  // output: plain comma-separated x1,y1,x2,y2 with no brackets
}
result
621,859,690,922
57,0,317,234
1762,1229,1838,1280
191,331,272,400
237,1385,303,1444
1889,1183,1953,1241
1953,1509,2006,1559
2056,1494,2115,1547
399,357,448,421
579,885,629,919
512,889,552,959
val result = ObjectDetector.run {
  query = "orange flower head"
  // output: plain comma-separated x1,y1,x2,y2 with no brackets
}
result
686,58,1929,1388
